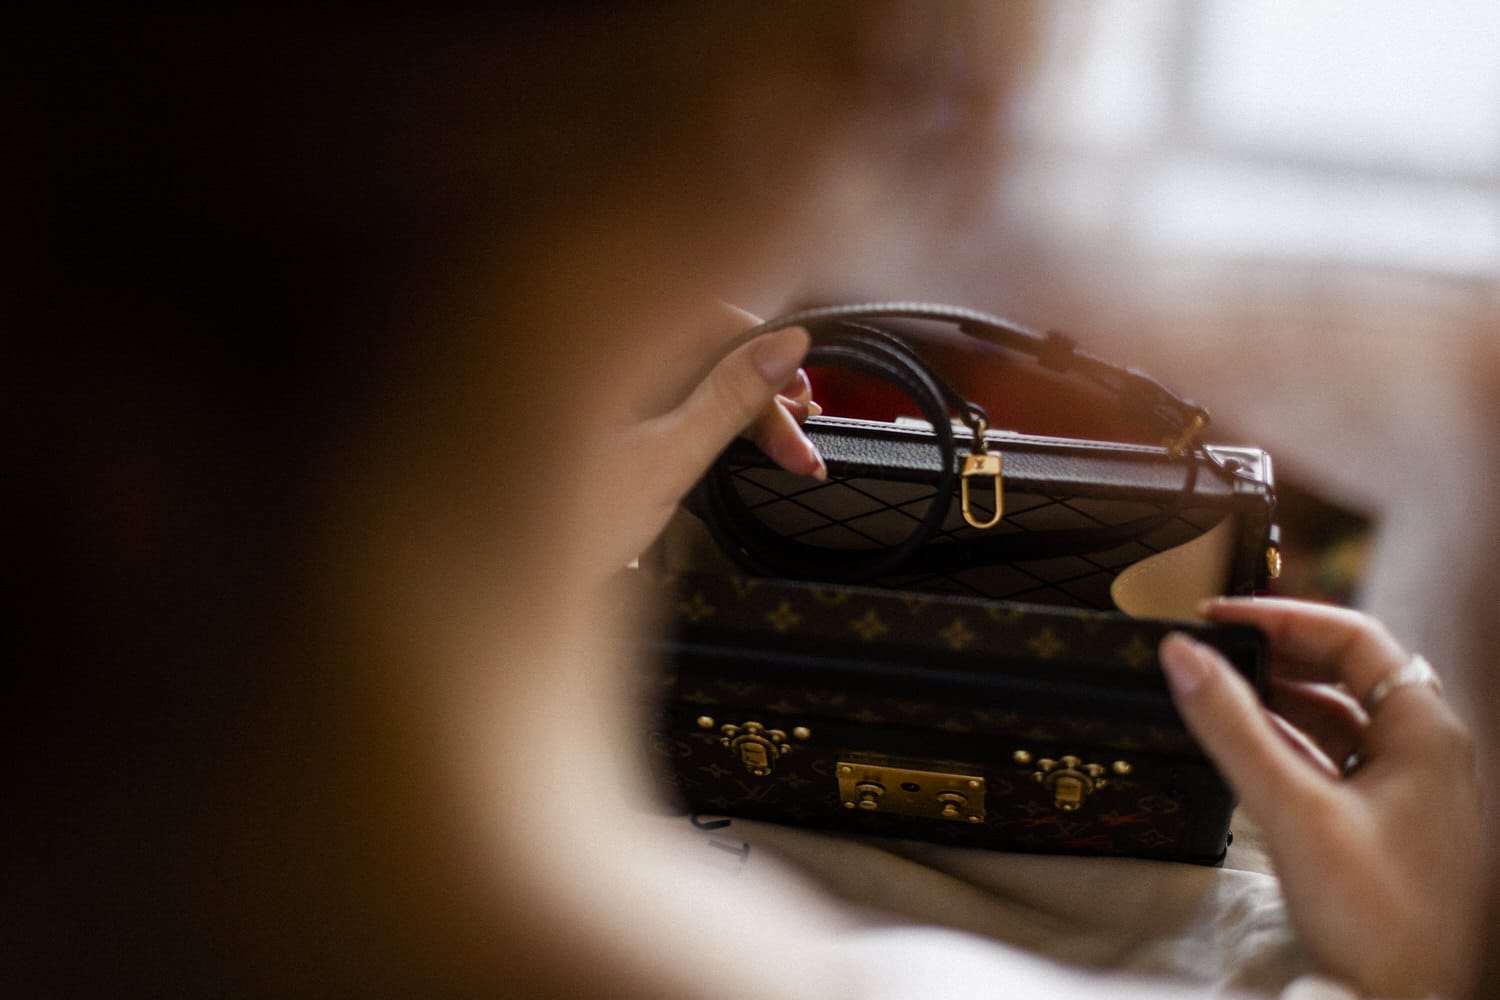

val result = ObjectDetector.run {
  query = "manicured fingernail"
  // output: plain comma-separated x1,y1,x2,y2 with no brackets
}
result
777,395,809,422
777,394,822,421
779,368,812,400
753,329,810,388
1159,633,1212,697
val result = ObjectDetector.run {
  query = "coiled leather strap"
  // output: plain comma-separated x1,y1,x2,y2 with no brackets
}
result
722,302,1210,447
699,304,1217,585
704,322,977,582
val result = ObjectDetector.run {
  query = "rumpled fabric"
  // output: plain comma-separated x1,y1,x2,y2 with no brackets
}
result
655,808,1369,998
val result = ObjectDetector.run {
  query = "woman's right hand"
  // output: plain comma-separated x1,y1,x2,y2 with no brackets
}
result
1159,598,1482,999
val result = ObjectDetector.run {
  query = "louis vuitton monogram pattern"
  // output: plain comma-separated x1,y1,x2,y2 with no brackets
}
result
643,571,1257,864
653,570,1263,684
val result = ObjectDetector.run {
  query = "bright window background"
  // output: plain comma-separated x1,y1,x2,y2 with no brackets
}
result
1008,0,1500,277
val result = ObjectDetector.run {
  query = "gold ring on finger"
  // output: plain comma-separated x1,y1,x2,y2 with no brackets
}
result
1360,654,1443,715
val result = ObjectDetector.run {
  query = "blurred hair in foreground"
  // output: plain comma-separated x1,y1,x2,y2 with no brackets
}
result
8,5,1039,996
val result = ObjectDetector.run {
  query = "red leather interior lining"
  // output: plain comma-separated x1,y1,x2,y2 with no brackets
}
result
808,334,1165,445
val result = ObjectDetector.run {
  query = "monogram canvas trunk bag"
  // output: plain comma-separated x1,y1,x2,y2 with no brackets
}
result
639,304,1277,865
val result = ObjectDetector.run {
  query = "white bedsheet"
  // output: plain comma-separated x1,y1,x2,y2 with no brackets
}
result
655,808,1363,999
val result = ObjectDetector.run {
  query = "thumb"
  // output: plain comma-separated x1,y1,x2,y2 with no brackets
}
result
661,326,811,478
1158,633,1328,838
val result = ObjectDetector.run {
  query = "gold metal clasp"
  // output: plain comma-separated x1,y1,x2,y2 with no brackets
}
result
718,721,809,776
836,758,985,824
1165,412,1209,456
1020,752,1130,812
960,451,1004,530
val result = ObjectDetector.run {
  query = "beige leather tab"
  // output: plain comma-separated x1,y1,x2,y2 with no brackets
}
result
1110,516,1238,621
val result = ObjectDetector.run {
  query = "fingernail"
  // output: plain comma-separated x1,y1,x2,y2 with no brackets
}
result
807,399,823,417
778,368,812,400
1159,633,1212,697
777,395,809,422
753,329,810,388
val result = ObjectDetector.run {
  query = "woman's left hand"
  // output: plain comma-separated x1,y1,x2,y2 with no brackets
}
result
606,304,824,569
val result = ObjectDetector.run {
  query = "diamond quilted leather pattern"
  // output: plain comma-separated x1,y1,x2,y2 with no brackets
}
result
730,465,1224,607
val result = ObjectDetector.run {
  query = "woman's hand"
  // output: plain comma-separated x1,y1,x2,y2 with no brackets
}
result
605,304,824,570
1160,599,1481,999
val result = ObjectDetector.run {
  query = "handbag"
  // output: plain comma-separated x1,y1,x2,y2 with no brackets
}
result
638,303,1276,864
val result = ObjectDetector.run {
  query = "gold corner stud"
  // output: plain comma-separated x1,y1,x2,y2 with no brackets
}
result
1266,545,1283,580
1030,754,1115,812
717,720,810,776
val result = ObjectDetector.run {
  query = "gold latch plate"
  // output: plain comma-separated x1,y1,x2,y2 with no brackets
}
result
836,757,985,824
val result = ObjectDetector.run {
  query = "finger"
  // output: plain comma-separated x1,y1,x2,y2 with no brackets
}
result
778,369,813,407
1358,674,1472,773
1201,598,1471,768
775,371,822,420
1159,632,1329,838
775,395,807,423
656,326,811,488
1265,710,1341,778
748,396,827,479
1200,598,1406,703
774,394,818,424
1267,678,1367,767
